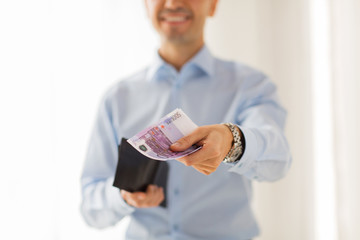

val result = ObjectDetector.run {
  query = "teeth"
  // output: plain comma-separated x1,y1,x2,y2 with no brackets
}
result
164,16,187,22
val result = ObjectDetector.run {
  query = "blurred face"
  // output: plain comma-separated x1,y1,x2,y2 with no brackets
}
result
145,0,218,45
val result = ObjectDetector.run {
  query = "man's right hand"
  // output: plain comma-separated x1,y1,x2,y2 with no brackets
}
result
120,185,164,208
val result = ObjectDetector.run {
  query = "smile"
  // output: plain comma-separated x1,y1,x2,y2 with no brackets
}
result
162,16,188,22
159,8,193,24
160,15,191,23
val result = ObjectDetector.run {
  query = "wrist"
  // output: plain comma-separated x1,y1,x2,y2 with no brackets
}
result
223,124,234,150
222,123,244,163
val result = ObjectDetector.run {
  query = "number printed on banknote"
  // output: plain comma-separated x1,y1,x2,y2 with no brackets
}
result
127,109,201,161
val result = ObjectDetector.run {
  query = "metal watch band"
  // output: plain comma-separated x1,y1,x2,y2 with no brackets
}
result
223,123,243,163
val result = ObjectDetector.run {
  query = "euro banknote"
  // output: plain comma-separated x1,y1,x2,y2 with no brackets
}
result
127,109,201,161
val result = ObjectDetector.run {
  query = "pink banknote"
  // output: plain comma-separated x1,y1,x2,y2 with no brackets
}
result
127,109,201,161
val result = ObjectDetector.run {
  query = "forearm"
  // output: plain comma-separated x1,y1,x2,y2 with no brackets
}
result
80,176,135,228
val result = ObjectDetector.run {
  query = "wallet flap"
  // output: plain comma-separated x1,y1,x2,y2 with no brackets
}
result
113,138,168,207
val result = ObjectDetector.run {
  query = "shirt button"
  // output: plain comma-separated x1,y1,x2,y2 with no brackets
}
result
174,189,179,195
173,224,179,231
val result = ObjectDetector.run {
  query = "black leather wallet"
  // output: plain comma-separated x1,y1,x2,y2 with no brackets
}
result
113,138,168,207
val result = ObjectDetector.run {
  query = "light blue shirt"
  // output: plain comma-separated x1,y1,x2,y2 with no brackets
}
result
80,46,292,240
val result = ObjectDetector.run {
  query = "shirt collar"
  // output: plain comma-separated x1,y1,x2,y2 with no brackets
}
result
146,45,215,82
184,45,215,77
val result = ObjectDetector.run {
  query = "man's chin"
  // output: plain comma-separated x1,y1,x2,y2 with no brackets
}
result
161,33,192,45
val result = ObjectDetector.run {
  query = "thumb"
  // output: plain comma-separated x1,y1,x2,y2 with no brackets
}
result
170,127,205,151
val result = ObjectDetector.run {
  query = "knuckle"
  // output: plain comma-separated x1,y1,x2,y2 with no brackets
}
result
212,149,221,157
209,145,221,157
202,143,209,150
198,127,209,137
184,160,193,166
203,143,219,158
177,158,185,164
194,127,203,135
180,157,192,166
181,136,192,146
202,170,211,175
130,200,139,208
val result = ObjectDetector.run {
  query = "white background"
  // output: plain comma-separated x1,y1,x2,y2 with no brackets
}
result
1,0,359,239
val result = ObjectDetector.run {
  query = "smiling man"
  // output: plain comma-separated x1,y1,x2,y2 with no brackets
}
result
80,0,292,239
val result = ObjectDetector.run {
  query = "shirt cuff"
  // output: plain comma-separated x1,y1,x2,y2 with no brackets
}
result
106,177,136,216
227,126,258,175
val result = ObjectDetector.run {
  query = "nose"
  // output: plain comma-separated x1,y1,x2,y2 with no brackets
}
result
164,0,185,9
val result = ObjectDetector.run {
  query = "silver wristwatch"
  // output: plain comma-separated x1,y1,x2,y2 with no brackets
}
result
223,123,243,163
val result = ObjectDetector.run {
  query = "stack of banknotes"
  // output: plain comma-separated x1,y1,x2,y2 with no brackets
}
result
127,109,201,161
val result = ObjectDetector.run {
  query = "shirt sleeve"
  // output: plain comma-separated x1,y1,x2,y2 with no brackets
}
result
227,76,292,182
80,93,135,229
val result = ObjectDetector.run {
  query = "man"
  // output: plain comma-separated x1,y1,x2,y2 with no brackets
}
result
81,0,292,239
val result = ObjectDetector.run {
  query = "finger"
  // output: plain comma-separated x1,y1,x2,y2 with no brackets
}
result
151,187,164,206
120,189,128,198
122,190,145,200
121,190,148,207
148,186,161,206
157,187,164,203
132,192,146,201
146,185,157,201
177,142,221,166
199,169,212,175
191,158,220,168
193,162,217,171
192,164,217,175
170,127,207,151
121,190,134,201
154,187,164,205
123,193,142,207
192,166,213,175
124,187,164,208
127,198,140,207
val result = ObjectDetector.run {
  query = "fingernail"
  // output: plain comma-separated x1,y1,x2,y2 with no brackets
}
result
172,142,181,147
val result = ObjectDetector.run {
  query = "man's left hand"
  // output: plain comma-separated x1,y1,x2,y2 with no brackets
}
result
170,124,233,175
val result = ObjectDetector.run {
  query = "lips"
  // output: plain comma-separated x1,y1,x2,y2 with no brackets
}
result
159,8,193,24
161,15,189,22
